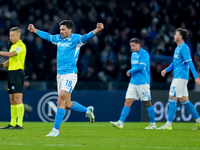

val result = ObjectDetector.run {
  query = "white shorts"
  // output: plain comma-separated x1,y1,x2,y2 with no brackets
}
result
57,73,77,95
125,83,151,101
169,78,188,98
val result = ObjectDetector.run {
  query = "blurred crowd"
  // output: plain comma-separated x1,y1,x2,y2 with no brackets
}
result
0,0,200,88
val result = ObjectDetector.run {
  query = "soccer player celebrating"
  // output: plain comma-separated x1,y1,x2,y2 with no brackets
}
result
157,28,200,130
110,38,156,129
28,20,104,137
0,27,26,129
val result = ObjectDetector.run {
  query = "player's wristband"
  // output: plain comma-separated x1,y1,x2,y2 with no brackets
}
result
0,64,3,68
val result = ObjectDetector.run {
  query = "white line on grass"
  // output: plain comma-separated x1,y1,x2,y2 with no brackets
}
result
1,143,24,146
120,145,200,149
44,144,83,147
44,144,64,146
74,124,106,127
102,138,140,141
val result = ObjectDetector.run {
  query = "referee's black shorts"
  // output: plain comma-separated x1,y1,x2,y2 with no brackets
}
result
8,69,24,94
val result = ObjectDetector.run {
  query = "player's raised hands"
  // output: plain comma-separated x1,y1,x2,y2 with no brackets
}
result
28,24,38,33
93,23,104,34
96,23,104,31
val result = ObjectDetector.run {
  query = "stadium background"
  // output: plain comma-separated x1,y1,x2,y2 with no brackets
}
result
0,0,200,122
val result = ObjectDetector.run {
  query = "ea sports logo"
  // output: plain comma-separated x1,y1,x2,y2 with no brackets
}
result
37,92,71,122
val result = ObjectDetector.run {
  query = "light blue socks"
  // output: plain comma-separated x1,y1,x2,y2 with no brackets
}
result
119,106,131,123
168,99,177,122
181,100,200,120
54,101,88,130
70,101,87,113
147,105,155,123
54,108,65,130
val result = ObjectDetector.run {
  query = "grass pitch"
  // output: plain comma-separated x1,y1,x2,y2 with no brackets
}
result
0,122,199,150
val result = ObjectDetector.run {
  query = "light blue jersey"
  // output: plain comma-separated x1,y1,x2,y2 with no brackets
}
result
173,42,192,80
37,30,95,74
128,48,150,85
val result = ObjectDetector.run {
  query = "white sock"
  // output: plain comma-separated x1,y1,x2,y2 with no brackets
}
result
150,122,156,126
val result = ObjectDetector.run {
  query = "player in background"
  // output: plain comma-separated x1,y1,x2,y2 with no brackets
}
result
157,28,200,130
110,38,156,129
28,20,104,137
0,27,26,129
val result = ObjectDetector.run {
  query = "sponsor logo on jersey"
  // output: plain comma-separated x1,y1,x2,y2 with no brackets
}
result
58,42,72,47
131,60,139,64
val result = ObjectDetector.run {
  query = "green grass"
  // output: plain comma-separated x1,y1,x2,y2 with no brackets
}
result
0,122,199,150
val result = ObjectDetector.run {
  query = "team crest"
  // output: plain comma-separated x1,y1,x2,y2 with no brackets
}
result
37,92,71,122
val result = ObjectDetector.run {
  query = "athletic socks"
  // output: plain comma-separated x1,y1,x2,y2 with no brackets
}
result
147,105,155,123
54,108,65,130
10,104,24,127
70,101,87,113
54,101,87,130
16,104,24,127
181,100,200,120
168,99,177,122
119,106,130,123
10,105,17,127
166,98,177,127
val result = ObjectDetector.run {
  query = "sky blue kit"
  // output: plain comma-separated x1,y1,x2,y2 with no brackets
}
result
165,42,198,80
37,30,95,74
128,48,150,85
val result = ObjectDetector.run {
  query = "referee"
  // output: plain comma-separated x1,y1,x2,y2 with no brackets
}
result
0,27,26,129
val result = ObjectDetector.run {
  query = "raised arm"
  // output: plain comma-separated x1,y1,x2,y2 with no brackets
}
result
81,23,104,43
28,24,38,34
28,24,52,42
93,23,104,35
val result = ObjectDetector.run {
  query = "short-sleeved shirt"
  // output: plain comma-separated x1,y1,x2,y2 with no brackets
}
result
129,48,150,85
173,42,191,80
8,40,26,71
